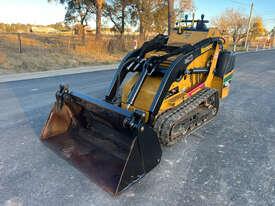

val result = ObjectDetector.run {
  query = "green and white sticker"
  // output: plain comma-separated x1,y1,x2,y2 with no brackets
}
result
223,74,233,87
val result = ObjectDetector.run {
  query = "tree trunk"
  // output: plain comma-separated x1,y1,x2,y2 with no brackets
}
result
139,15,145,41
233,43,236,52
168,0,174,35
80,18,86,44
80,25,85,44
232,33,237,51
17,33,22,53
96,2,102,39
121,0,125,35
119,1,126,50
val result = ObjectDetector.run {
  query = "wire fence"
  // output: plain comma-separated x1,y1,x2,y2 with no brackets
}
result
0,32,141,57
0,32,274,73
0,32,274,57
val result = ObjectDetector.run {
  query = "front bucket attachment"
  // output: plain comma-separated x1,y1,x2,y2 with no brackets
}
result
41,91,162,195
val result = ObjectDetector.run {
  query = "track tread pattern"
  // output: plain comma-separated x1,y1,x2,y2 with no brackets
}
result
154,87,219,146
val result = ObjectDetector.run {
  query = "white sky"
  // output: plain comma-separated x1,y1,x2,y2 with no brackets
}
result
0,1,66,25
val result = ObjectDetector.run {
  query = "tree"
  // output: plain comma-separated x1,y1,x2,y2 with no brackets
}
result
129,0,168,39
104,0,131,35
48,0,94,39
95,0,104,39
271,27,275,37
271,27,275,48
250,17,266,39
176,0,194,17
179,0,193,10
213,9,248,51
153,1,169,34
168,0,174,35
48,0,103,39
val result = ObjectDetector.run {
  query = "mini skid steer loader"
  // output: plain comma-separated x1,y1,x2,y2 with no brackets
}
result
41,15,235,195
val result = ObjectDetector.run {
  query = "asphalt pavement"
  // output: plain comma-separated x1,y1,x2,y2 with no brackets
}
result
0,50,274,206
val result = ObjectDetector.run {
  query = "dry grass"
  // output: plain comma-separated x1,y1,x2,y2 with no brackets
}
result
0,33,138,74
2,32,268,75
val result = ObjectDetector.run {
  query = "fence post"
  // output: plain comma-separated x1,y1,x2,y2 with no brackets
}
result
134,39,138,49
67,39,71,54
17,33,22,53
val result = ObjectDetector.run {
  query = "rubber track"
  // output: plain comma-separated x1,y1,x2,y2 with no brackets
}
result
154,87,218,146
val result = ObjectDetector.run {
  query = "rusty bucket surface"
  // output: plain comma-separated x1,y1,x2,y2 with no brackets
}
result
41,91,162,195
